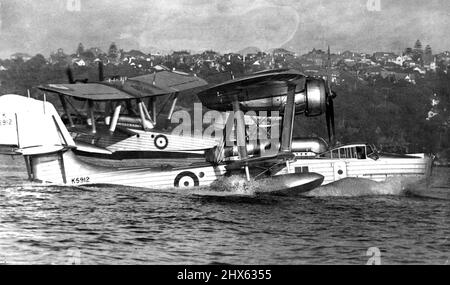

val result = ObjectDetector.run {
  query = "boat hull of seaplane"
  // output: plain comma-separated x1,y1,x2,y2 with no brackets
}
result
281,140,434,185
0,94,324,195
290,156,433,185
27,149,323,194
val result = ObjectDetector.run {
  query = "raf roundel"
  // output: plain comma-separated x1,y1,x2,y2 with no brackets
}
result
154,135,169,150
174,172,200,188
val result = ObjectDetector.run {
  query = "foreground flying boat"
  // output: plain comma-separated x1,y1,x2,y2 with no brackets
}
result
197,68,336,180
37,64,217,159
0,69,337,193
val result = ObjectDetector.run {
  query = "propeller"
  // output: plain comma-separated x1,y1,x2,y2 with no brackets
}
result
325,87,336,144
325,46,336,144
98,61,104,82
66,67,75,84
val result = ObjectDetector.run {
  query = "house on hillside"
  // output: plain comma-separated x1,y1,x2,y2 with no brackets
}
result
123,50,146,59
341,50,361,61
73,58,86,67
172,50,192,65
303,48,327,67
273,48,295,58
423,55,437,72
201,50,221,61
372,52,397,64
364,66,385,77
413,66,426,75
10,53,32,61
49,48,71,65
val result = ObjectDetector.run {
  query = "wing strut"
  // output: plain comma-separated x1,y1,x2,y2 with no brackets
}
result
168,92,179,121
280,84,296,172
58,94,74,127
87,100,97,134
148,97,157,123
232,96,251,181
109,105,122,133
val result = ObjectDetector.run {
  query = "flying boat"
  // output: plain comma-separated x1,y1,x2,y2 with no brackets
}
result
197,67,433,186
37,63,218,159
0,69,336,194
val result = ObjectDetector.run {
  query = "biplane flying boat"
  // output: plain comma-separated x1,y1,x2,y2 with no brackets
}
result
197,68,337,181
37,63,218,159
0,68,337,194
197,68,433,186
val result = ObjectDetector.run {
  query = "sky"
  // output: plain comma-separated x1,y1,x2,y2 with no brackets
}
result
0,0,449,58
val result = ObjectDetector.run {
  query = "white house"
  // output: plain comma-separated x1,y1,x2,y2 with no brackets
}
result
414,67,426,75
73,59,86,66
394,56,404,66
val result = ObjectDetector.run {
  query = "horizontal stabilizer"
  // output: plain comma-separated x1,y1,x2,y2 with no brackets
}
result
18,145,66,156
75,142,113,155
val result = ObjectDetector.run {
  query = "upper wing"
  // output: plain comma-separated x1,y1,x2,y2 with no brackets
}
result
197,69,306,111
38,70,208,101
129,70,208,92
38,83,139,101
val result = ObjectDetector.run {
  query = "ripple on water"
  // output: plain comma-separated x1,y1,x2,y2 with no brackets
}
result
0,157,449,264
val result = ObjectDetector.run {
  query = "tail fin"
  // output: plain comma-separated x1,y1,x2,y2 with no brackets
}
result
0,94,75,155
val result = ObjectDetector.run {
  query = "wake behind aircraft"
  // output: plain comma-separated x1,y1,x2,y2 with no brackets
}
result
37,63,218,159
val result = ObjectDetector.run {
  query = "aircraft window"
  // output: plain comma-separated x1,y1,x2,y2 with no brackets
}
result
331,150,338,158
356,147,366,159
339,148,349,158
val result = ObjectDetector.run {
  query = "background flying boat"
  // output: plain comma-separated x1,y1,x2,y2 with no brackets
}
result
37,63,217,159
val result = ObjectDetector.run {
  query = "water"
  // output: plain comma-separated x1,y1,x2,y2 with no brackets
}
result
0,156,449,265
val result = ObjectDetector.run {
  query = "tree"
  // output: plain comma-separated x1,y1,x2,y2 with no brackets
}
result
25,54,47,70
76,43,85,56
425,45,432,56
404,47,413,56
412,40,424,63
108,42,120,63
414,39,423,52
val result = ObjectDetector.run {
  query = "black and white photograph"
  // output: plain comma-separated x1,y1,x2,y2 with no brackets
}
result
0,0,449,269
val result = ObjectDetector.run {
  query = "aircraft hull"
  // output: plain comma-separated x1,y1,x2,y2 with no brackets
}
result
288,155,433,185
25,149,324,194
0,94,325,195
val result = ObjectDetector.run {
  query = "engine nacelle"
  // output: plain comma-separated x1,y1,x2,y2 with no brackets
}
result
303,78,327,117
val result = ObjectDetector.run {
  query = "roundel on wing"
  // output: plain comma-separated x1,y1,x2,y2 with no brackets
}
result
154,135,168,150
174,172,200,188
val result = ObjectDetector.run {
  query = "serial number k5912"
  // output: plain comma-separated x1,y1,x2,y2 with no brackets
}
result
71,177,90,184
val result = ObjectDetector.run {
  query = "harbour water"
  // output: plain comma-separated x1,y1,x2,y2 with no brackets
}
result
0,155,448,265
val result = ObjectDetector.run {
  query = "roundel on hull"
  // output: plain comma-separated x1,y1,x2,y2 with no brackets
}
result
333,161,347,181
154,135,169,150
174,172,200,188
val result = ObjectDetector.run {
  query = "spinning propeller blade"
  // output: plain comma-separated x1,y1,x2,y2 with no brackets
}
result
325,46,336,144
66,67,75,84
98,61,104,82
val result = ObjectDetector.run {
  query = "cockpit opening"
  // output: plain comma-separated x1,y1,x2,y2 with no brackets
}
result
318,144,375,160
